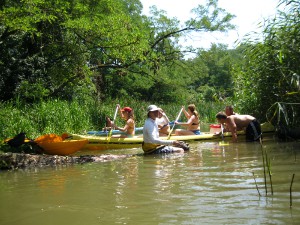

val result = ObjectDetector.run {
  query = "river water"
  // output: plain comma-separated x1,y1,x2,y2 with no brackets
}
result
1,138,300,225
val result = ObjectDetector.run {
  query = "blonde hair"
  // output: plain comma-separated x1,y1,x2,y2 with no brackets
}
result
188,104,199,117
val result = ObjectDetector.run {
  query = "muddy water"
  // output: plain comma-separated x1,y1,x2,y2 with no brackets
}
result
1,139,300,225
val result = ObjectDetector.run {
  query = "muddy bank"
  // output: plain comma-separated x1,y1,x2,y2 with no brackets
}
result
0,152,133,170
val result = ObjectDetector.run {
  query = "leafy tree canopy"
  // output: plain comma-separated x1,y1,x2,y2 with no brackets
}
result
0,0,235,103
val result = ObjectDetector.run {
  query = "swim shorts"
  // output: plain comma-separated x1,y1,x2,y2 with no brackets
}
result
246,119,262,141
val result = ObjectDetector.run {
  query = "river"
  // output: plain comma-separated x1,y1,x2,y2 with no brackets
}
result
0,137,300,225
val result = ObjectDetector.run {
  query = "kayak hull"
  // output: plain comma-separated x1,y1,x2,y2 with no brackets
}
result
72,122,275,151
37,139,89,155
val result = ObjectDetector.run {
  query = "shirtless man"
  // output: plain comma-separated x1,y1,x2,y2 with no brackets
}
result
216,112,262,142
225,105,238,116
223,105,238,132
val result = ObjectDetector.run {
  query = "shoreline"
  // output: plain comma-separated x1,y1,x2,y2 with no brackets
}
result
0,152,133,170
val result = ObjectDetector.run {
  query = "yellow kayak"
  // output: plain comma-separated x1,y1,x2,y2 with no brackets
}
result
71,122,275,151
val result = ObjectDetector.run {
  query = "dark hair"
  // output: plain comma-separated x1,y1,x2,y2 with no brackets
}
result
216,112,227,119
225,105,233,110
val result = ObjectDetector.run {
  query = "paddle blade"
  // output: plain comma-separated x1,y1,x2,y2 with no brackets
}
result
107,105,119,142
219,141,229,146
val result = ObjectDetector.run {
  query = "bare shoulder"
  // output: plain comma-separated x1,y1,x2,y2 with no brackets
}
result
127,118,135,125
227,115,235,121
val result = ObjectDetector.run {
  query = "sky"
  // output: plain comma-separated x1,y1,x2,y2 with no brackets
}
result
140,0,281,50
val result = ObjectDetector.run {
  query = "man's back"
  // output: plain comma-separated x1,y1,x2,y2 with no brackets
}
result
229,114,255,129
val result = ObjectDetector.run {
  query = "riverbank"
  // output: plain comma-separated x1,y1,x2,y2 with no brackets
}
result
0,152,133,170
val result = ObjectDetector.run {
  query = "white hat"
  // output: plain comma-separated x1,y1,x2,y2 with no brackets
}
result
147,105,159,112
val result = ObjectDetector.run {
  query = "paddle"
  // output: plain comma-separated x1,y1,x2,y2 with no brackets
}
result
167,107,183,139
221,123,224,141
108,105,119,141
219,123,229,146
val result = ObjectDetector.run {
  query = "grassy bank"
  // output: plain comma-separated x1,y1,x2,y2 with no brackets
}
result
0,98,228,141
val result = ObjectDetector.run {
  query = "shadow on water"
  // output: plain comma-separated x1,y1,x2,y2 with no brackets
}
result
1,138,300,224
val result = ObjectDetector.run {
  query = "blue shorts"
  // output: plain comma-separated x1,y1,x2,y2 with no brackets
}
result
192,130,201,135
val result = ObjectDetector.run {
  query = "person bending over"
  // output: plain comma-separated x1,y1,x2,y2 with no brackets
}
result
216,112,262,142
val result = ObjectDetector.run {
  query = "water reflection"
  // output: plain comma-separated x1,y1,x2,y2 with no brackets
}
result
1,140,300,224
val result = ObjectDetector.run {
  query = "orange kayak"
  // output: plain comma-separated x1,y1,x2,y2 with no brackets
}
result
35,134,88,155
37,139,88,155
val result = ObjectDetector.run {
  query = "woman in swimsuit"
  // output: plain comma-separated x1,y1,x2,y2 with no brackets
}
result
112,104,135,137
175,104,201,135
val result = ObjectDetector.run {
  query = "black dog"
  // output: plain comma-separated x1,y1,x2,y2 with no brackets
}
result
6,132,26,148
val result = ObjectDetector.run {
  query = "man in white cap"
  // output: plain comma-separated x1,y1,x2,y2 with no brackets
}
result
142,105,187,154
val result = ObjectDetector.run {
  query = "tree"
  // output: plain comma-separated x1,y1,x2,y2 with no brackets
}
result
0,0,235,103
196,44,233,95
0,0,149,101
98,0,236,102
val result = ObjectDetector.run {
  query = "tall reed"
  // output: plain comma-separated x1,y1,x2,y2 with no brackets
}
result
0,98,230,141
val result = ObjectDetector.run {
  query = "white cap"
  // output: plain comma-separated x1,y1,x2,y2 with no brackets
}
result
147,105,159,112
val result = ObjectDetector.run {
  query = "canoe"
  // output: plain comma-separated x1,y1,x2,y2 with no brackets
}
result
37,139,88,155
72,122,275,151
87,127,144,136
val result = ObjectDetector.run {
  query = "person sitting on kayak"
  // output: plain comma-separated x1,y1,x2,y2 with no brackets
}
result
111,104,135,138
175,104,201,135
157,108,170,136
102,116,113,132
142,105,189,154
215,112,262,142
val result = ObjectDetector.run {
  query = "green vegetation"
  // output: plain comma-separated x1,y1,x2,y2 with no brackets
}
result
1,0,300,143
0,98,228,141
233,0,300,118
0,0,234,103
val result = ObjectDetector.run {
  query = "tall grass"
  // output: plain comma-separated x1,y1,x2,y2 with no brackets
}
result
0,98,229,141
